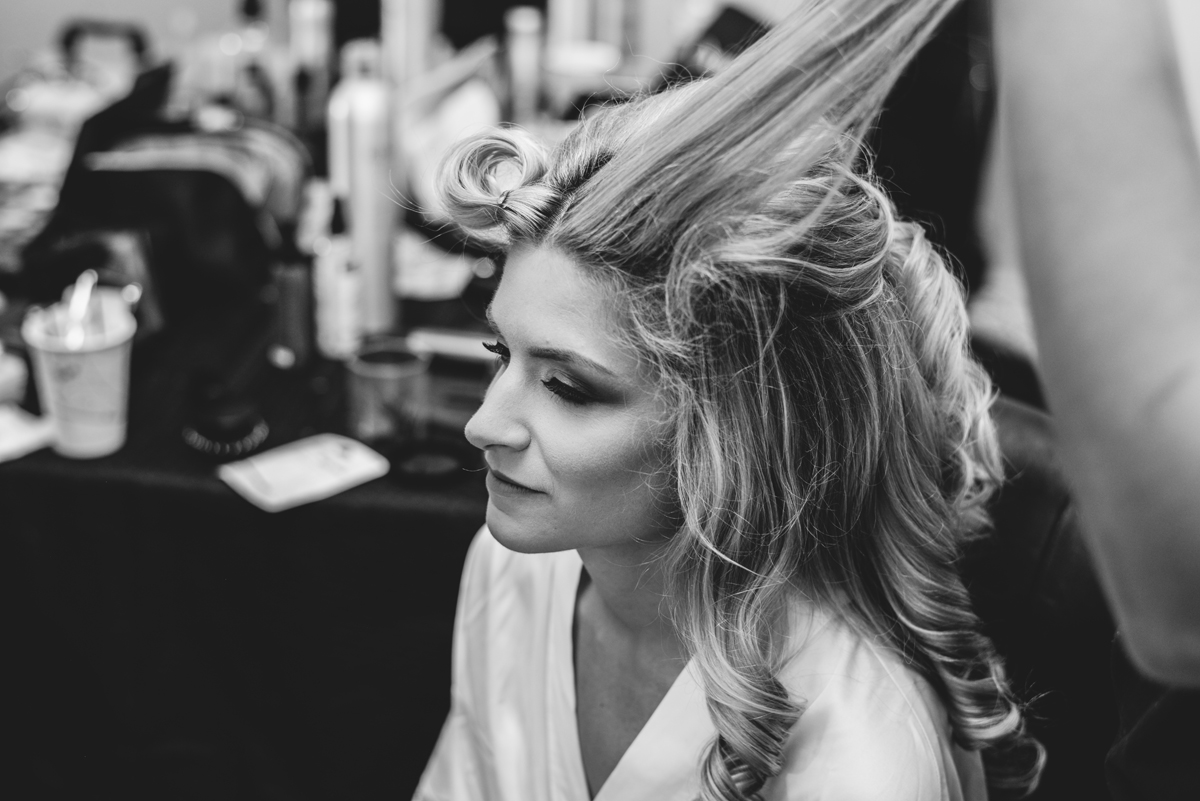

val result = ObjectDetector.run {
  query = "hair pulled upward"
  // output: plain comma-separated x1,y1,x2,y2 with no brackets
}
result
438,0,1045,798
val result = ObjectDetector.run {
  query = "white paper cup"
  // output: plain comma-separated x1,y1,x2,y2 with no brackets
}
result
22,289,137,458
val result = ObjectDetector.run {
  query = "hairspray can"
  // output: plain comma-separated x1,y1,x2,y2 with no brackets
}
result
327,40,397,335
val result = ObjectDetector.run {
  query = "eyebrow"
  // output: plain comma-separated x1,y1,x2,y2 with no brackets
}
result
486,303,619,379
529,345,618,378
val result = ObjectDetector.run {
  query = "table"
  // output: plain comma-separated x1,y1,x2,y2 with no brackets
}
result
2,296,489,800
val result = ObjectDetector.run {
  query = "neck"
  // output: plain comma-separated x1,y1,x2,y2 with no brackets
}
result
576,538,682,650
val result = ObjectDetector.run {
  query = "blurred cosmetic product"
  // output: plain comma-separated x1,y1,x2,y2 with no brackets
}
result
268,255,314,370
346,337,431,448
295,177,335,255
547,0,685,116
328,40,397,334
289,0,335,131
545,0,715,68
381,0,441,212
547,0,590,49
505,6,544,125
382,0,441,89
595,0,626,50
189,34,239,104
313,199,362,360
178,0,293,122
233,0,277,120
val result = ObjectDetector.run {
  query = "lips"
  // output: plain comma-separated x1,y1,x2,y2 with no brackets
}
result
486,464,543,494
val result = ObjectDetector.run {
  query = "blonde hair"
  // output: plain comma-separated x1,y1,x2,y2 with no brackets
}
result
439,0,1044,798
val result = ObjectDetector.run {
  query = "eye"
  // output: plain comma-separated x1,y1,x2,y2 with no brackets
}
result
543,377,593,406
482,340,510,365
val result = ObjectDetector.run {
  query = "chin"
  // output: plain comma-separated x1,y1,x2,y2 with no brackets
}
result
485,505,563,554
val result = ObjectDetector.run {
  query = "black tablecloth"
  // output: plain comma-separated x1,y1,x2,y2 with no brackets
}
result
2,299,488,800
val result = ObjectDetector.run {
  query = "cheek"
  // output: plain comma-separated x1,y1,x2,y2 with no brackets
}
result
542,414,672,513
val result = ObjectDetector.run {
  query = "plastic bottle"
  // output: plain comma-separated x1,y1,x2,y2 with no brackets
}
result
289,0,334,133
327,40,397,335
313,198,362,359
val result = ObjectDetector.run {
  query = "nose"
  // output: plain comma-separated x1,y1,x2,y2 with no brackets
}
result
464,369,531,452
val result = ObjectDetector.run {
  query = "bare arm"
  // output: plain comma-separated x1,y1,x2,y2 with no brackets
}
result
995,0,1200,685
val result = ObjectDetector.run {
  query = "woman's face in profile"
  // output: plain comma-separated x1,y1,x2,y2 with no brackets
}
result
465,245,676,555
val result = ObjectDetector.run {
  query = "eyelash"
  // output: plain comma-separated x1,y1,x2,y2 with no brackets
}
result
482,340,593,406
481,339,509,364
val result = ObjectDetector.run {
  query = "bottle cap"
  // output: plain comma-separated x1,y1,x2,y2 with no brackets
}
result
505,7,543,36
240,0,264,22
340,39,382,79
330,197,347,235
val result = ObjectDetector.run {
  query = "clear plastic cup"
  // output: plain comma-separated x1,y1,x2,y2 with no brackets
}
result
21,288,137,458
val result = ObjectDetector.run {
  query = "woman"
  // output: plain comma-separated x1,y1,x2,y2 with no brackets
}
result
416,1,1043,799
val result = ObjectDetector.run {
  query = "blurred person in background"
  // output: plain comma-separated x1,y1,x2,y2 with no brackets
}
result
997,0,1200,798
998,0,1200,698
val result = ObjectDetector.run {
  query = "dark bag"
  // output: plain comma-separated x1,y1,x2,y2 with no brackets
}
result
20,64,309,330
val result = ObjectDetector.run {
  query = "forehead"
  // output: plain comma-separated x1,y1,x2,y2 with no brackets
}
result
490,246,623,350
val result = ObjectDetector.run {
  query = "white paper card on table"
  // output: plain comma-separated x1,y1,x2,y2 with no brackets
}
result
0,404,55,463
218,434,389,512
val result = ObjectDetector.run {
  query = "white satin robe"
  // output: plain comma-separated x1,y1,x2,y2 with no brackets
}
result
414,527,988,801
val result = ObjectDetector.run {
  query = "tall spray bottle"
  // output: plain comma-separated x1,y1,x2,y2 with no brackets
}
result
328,40,397,335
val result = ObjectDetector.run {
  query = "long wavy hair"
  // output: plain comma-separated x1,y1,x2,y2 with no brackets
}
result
438,0,1044,798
